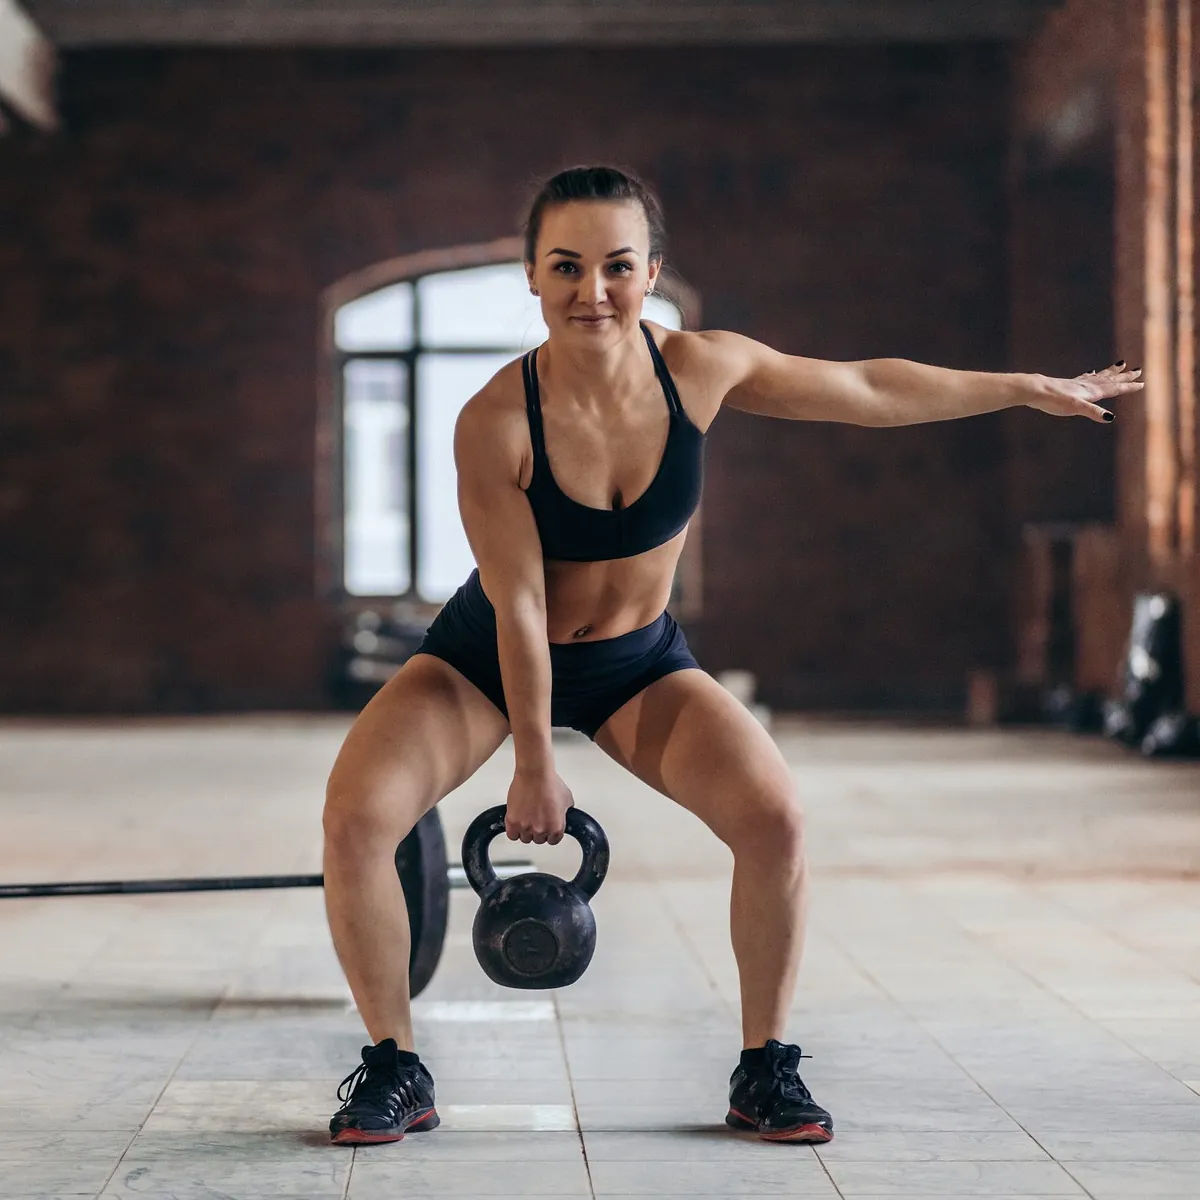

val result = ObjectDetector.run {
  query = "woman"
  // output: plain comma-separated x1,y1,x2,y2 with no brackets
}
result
322,166,1141,1146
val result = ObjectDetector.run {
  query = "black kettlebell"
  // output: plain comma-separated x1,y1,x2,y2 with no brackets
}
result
462,805,609,990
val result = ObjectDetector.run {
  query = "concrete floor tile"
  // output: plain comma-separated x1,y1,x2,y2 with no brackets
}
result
435,1078,575,1105
335,1130,584,1160
813,1131,1050,1161
0,1131,133,1159
589,1155,829,1194
101,1149,348,1200
103,1191,339,1200
347,1158,591,1196
1062,1160,1200,1197
1036,1131,1200,1161
142,1081,335,1135
571,1078,724,1106
823,1158,1087,1195
834,1106,1025,1134
437,1104,577,1131
1006,1104,1200,1133
588,1195,838,1200
582,1129,805,1161
0,1155,125,1193
414,1000,557,1022
576,1106,726,1131
0,1100,155,1133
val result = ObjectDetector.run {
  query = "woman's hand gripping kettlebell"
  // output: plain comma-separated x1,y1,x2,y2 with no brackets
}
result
505,766,574,845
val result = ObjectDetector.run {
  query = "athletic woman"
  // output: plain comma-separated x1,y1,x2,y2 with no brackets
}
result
322,166,1142,1146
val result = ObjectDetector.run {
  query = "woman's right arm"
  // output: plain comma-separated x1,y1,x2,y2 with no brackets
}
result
454,386,573,844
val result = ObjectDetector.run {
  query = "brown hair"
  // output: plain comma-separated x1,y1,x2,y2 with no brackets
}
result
523,166,667,265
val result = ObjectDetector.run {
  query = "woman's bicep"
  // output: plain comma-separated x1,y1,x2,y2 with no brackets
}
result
696,330,873,423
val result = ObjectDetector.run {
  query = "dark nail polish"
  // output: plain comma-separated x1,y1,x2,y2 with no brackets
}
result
1103,411,1116,422
1115,360,1126,368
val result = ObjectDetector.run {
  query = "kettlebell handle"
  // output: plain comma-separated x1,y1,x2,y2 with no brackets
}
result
461,805,610,900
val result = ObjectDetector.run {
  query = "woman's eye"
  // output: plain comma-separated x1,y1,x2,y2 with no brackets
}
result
549,260,633,275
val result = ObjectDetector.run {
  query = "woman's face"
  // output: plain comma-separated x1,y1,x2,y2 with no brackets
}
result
527,200,661,349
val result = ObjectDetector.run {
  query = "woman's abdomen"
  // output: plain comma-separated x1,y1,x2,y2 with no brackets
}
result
542,530,687,643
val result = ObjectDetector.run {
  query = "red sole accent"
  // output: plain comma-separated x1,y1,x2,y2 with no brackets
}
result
331,1129,405,1145
331,1108,439,1145
760,1123,834,1144
726,1109,833,1143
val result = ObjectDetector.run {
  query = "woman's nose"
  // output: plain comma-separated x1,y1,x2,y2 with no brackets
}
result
579,271,607,304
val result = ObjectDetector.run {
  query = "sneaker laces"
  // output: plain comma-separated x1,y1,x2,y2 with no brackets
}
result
336,1056,417,1110
771,1044,814,1104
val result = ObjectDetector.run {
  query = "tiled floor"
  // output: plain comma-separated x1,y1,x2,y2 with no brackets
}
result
1,715,1199,1198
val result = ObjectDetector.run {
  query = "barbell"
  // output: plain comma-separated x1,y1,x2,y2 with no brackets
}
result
0,809,530,999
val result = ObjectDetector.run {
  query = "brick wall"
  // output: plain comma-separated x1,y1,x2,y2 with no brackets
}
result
1014,0,1200,713
1006,4,1123,698
0,45,1017,712
1006,156,1116,529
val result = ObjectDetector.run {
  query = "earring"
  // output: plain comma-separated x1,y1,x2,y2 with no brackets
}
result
645,288,654,297
530,288,539,297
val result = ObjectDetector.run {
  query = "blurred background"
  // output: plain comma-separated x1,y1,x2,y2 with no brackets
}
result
0,0,1196,739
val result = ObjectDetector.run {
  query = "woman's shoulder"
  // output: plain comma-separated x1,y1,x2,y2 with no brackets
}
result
456,356,530,453
646,323,748,426
649,322,745,364
464,355,526,415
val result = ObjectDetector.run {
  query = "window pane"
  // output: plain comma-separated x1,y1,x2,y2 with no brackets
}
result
418,263,547,349
343,359,410,595
416,353,515,601
644,293,684,329
335,283,414,351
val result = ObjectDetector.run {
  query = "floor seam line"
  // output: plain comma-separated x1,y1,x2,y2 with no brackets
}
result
552,988,594,1198
92,992,222,1196
812,1141,846,1198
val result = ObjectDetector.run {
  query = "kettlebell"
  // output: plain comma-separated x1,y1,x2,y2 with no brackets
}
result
462,805,609,990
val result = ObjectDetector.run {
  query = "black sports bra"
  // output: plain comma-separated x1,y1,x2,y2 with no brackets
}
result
521,323,705,562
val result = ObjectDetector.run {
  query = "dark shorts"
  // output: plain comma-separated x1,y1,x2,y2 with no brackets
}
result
415,569,700,740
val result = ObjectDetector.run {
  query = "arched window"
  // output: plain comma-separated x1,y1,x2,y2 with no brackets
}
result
330,257,685,603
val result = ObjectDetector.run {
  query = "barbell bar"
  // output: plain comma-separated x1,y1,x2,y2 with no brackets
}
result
0,862,529,901
0,809,532,999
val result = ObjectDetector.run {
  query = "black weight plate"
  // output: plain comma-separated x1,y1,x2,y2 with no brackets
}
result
394,808,450,999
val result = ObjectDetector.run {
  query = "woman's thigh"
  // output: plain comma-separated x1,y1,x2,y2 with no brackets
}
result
326,652,511,842
593,668,798,847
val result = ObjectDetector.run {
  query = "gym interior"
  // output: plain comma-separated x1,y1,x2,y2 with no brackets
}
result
2,1,1200,1196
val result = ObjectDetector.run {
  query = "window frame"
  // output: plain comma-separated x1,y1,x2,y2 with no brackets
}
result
317,238,703,620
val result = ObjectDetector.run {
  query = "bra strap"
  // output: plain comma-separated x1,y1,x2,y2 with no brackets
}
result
640,322,684,416
522,347,548,459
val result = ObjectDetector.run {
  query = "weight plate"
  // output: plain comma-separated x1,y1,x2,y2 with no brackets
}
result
395,807,450,999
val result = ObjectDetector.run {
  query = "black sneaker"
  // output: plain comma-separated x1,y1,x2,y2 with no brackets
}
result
329,1038,440,1145
726,1039,833,1143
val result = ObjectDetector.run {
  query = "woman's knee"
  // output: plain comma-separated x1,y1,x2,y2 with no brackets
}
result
731,781,807,864
323,764,426,857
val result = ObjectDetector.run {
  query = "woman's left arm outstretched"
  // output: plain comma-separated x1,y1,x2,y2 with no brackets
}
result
693,329,1144,427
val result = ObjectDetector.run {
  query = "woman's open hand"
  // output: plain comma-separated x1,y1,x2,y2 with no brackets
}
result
1025,361,1144,423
